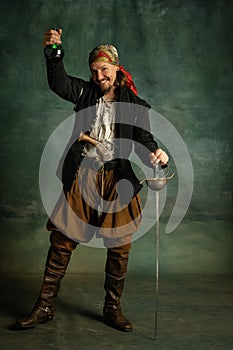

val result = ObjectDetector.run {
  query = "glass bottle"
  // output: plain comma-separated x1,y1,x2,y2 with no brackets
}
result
44,28,64,60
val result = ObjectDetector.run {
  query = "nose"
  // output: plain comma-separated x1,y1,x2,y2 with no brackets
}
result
97,70,104,80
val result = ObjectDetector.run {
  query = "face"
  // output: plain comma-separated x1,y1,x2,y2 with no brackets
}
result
90,61,118,94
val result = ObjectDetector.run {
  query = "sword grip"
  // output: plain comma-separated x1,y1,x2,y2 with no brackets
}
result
153,163,160,179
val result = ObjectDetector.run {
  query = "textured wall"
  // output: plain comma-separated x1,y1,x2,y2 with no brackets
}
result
0,0,232,218
0,0,232,273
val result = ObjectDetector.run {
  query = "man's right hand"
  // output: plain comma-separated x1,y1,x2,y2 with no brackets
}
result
43,28,62,48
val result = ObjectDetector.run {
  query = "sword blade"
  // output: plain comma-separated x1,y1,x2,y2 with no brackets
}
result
154,187,160,340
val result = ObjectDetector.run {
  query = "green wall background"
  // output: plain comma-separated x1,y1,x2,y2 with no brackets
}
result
0,0,232,274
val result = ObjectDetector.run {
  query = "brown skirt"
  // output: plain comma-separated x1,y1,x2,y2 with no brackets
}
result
47,166,142,246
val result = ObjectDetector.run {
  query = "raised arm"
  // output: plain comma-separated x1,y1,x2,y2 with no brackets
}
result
43,28,86,104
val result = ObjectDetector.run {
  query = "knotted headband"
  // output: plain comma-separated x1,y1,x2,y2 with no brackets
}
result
89,44,138,95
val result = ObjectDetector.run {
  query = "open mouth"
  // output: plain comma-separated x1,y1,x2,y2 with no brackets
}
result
98,78,109,86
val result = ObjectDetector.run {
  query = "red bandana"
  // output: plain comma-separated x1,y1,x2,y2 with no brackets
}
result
119,65,138,95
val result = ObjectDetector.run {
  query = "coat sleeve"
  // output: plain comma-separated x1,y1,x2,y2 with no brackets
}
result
46,58,86,104
133,104,158,167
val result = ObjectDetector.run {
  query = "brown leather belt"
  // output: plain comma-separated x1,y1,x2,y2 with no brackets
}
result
80,157,120,172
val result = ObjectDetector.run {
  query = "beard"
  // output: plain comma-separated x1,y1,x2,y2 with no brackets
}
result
98,78,117,95
101,85,113,94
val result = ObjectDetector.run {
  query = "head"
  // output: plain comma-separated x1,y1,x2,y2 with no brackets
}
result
89,44,127,94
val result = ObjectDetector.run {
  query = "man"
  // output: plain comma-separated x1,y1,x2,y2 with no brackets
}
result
14,29,168,332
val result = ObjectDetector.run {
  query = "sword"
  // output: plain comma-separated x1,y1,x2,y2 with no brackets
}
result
140,164,174,340
154,164,160,341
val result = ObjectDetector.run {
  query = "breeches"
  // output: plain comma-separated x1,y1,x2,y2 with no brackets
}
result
47,167,142,247
50,230,131,255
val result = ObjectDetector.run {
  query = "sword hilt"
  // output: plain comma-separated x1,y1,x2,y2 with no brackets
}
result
153,163,160,179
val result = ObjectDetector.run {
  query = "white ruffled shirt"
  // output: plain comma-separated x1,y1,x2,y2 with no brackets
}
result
82,97,116,160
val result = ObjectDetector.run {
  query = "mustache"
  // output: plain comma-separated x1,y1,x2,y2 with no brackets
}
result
97,77,110,83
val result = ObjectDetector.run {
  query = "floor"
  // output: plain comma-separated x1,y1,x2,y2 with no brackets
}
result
1,273,232,350
0,217,232,349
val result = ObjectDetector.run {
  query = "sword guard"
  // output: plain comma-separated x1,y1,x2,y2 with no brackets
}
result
140,164,174,191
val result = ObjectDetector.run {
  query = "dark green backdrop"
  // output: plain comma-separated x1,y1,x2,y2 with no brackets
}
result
0,0,232,274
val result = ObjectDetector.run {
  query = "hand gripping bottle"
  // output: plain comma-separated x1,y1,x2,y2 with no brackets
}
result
44,28,64,60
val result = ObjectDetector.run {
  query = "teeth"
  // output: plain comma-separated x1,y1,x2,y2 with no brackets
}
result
99,79,109,85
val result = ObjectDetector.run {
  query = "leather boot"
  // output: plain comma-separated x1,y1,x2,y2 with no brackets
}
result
103,243,132,332
14,231,77,330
